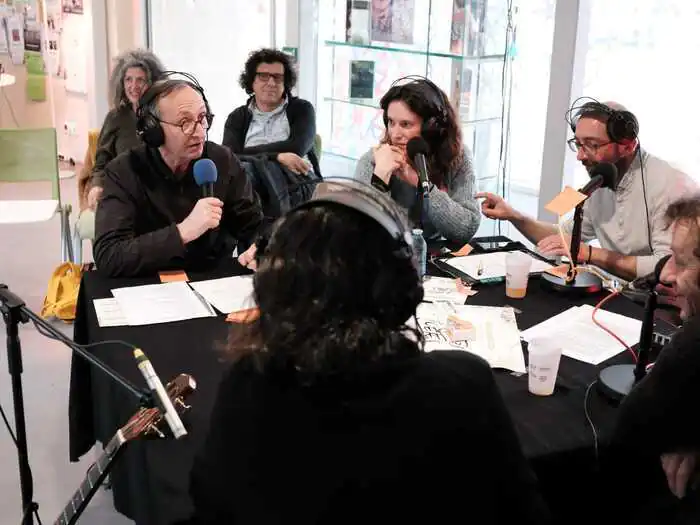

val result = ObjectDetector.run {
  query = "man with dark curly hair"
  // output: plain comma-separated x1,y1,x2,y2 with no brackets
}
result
222,48,321,185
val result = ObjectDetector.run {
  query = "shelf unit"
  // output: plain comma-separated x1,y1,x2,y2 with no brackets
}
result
313,0,515,197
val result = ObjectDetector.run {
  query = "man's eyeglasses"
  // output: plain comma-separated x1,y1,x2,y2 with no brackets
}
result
158,113,213,135
255,72,284,84
567,138,612,154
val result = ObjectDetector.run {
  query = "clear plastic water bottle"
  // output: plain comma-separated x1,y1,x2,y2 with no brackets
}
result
412,228,427,279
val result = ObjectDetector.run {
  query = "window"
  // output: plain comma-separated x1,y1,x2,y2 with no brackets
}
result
148,0,274,142
570,0,700,189
504,0,556,193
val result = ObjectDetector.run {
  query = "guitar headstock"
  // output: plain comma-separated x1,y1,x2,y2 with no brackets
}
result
121,373,197,441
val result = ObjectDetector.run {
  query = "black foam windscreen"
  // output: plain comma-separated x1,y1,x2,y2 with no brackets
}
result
590,162,618,190
406,136,430,161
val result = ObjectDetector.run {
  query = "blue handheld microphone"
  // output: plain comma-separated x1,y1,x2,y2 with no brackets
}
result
193,158,218,198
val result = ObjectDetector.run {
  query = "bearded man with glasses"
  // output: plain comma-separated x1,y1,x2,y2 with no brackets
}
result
93,77,264,277
477,100,696,282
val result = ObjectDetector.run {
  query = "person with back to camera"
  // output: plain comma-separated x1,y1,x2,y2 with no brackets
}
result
178,179,550,524
353,76,481,245
476,98,696,282
93,73,264,277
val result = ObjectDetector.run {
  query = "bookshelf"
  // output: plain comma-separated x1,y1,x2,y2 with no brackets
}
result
314,0,515,196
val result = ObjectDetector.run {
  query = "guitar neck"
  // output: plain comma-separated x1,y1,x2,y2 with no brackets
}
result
53,431,127,525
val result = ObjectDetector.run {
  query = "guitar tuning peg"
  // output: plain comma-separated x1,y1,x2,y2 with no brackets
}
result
148,424,165,439
175,398,191,410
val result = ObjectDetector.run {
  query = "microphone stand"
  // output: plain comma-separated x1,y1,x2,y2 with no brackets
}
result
0,284,154,525
597,287,657,402
541,201,602,294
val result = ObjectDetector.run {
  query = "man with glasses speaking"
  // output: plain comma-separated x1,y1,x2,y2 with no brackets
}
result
477,100,696,281
93,74,264,277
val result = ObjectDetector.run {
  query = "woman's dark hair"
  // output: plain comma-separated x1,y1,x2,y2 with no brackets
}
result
380,80,464,188
239,48,298,96
228,202,424,382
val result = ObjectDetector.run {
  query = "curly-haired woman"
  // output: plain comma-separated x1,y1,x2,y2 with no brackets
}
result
83,49,166,209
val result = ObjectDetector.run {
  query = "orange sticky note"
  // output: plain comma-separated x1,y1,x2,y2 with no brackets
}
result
544,264,571,279
158,270,189,283
226,307,260,324
452,243,474,257
544,186,587,216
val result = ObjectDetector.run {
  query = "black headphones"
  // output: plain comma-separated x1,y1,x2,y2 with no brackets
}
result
136,71,213,148
381,75,450,140
256,179,423,318
566,97,639,143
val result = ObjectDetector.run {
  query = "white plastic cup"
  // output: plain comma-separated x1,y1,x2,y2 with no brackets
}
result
505,251,532,299
527,338,563,396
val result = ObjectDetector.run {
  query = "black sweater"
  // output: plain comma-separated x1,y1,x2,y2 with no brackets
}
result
93,142,263,277
89,105,141,189
221,96,321,176
183,350,550,524
604,315,700,522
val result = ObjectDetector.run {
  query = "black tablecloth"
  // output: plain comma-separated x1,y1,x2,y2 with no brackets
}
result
68,258,643,525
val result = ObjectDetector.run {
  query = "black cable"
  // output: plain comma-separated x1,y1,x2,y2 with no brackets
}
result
637,142,653,254
496,1,514,236
0,330,137,525
0,402,16,444
0,85,20,127
583,379,599,464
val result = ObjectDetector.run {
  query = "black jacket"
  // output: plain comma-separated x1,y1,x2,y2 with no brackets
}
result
222,96,321,176
603,315,700,523
89,105,141,189
93,142,264,277
184,350,550,524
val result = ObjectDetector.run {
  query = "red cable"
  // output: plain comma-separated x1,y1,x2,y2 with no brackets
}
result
591,291,639,363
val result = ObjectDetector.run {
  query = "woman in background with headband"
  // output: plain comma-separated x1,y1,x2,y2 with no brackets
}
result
353,77,481,244
82,49,166,210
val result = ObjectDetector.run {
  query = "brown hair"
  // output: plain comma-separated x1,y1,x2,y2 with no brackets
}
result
665,195,700,260
380,80,463,188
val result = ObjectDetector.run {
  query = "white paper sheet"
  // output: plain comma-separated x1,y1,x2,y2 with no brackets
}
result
521,304,642,365
415,303,526,373
92,298,128,327
188,275,256,314
421,276,471,305
443,251,554,281
111,282,216,326
0,200,58,224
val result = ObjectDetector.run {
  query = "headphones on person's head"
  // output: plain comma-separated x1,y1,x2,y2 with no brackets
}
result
257,178,423,319
136,71,213,148
566,97,639,143
382,75,450,140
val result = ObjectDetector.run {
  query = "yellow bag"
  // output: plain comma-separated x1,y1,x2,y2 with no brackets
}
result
41,262,82,322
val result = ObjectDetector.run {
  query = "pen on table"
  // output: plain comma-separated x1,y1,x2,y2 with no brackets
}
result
477,261,484,276
190,286,216,316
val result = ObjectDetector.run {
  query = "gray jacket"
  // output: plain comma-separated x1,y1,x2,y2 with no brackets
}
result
353,147,481,244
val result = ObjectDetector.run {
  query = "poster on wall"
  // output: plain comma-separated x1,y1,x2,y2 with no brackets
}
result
61,0,82,15
5,14,24,64
44,0,63,76
371,0,415,45
61,11,85,93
